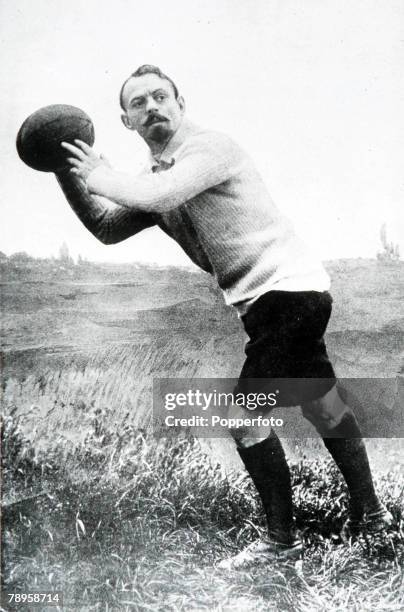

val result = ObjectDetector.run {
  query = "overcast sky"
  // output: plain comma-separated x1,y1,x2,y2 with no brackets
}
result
1,0,403,266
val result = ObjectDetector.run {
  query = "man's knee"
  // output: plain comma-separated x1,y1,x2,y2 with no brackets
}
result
226,403,270,448
227,405,254,445
301,385,352,431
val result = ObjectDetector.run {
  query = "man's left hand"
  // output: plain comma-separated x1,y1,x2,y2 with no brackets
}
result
61,140,111,181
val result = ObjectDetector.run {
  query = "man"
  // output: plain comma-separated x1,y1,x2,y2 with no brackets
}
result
59,65,392,569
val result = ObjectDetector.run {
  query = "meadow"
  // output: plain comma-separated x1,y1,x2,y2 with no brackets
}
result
1,258,403,611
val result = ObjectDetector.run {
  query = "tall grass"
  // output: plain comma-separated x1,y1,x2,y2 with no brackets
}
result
2,337,219,451
2,338,404,611
2,402,403,611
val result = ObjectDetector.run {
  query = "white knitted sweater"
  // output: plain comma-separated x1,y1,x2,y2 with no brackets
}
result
60,118,330,313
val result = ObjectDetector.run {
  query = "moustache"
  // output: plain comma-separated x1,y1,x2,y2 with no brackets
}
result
145,114,168,127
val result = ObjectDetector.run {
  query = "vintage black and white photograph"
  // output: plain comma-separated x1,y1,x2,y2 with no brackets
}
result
1,1,403,610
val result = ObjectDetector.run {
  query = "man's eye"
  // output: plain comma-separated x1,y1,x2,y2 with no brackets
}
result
131,100,144,108
155,95,166,102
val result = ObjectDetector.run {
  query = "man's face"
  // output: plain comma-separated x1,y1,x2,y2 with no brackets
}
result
121,73,185,144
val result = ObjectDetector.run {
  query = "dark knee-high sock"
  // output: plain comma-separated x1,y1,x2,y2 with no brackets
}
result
236,430,296,544
321,412,382,519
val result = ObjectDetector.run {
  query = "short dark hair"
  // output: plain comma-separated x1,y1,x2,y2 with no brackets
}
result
119,64,179,110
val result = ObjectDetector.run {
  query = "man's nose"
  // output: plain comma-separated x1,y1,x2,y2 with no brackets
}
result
145,96,158,113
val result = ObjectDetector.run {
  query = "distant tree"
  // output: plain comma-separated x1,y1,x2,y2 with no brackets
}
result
380,223,387,249
9,251,33,264
377,223,401,262
59,242,74,265
0,251,8,261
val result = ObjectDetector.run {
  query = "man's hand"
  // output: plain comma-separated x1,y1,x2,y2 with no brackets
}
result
61,140,111,181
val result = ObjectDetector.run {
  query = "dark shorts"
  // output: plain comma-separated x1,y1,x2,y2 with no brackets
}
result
235,290,336,406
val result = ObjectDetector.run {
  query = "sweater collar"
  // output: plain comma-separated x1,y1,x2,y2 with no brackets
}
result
149,118,200,168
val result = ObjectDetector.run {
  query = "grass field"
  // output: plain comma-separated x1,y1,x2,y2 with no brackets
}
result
1,258,404,610
2,408,403,611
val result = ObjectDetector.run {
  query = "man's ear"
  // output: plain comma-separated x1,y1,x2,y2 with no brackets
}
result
177,96,186,114
121,114,135,130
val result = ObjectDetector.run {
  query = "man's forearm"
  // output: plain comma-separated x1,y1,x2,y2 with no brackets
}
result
85,136,237,213
56,169,156,244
